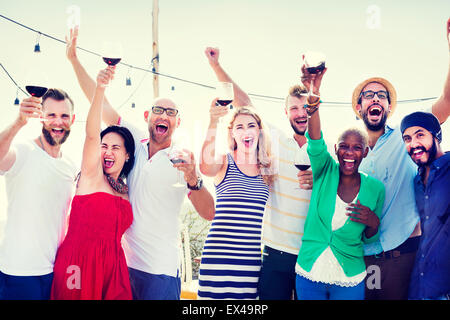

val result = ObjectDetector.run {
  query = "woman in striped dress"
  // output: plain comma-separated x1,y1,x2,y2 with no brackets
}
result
198,101,274,299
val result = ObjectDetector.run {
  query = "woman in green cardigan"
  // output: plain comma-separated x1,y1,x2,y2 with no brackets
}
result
295,70,385,300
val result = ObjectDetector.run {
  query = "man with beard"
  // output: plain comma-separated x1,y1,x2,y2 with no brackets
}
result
352,18,450,299
0,89,77,299
204,47,324,299
65,27,215,299
400,112,449,300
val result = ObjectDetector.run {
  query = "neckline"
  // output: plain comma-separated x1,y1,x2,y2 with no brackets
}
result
75,191,131,204
228,153,259,178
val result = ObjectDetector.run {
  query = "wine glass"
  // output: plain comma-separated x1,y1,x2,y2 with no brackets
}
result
294,147,311,189
216,82,234,109
169,148,187,188
23,67,49,122
303,51,326,98
101,41,123,86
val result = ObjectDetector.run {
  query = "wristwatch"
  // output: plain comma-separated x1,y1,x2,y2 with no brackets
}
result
187,177,203,191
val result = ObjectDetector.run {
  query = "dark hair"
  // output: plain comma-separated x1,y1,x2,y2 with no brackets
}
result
42,88,75,111
100,126,135,178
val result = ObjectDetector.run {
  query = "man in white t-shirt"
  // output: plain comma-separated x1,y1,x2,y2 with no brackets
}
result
204,47,326,299
66,28,215,300
0,89,77,300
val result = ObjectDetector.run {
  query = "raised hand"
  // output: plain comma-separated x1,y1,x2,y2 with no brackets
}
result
65,26,79,62
171,149,198,186
209,98,229,123
205,47,220,67
96,66,115,88
18,97,43,124
300,55,327,102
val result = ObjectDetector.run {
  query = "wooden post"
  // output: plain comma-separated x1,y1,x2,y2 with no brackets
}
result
152,0,159,98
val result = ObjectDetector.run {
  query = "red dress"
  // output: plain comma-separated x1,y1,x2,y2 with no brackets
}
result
51,192,133,300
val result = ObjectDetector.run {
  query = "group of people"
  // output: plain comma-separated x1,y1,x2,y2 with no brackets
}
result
0,19,449,300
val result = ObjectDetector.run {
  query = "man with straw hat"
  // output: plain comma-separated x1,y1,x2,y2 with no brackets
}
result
351,18,450,300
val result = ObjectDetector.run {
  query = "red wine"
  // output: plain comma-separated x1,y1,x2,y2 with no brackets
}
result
306,62,325,74
216,99,233,106
25,86,48,98
102,57,122,66
295,164,311,171
170,158,186,164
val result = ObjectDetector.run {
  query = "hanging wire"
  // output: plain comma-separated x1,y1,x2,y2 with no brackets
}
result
0,14,439,107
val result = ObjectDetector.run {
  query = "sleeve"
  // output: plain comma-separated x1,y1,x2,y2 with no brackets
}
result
118,118,147,156
306,131,335,180
362,180,386,244
1,142,31,177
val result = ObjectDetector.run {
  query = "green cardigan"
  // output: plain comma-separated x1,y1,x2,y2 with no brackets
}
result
296,132,385,277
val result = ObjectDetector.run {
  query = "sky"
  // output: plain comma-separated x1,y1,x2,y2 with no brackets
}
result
1,0,450,225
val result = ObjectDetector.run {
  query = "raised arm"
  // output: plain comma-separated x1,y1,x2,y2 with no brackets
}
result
0,97,41,172
431,18,450,124
302,62,327,140
66,27,120,126
78,67,114,185
205,47,252,107
199,98,228,177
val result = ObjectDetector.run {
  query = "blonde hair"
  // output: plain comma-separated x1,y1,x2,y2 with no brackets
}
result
227,107,275,186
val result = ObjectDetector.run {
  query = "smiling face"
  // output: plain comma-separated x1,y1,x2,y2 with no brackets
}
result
402,126,437,167
41,97,75,146
335,131,368,176
145,97,180,146
230,114,261,153
101,132,129,179
356,82,391,132
285,95,308,135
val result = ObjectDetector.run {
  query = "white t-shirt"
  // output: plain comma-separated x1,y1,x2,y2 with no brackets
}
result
0,140,77,276
119,120,188,277
262,126,312,255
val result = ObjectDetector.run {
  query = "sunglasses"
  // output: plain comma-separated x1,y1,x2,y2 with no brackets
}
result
360,90,389,100
151,106,179,117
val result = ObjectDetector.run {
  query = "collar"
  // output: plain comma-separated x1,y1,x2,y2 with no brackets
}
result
417,151,450,180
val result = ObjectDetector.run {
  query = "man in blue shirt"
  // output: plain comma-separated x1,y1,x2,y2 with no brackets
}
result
400,112,449,300
351,18,450,300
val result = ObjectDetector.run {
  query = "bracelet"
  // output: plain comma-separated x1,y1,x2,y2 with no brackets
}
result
306,99,322,107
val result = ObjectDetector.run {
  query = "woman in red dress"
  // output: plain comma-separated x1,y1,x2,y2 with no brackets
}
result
51,66,135,300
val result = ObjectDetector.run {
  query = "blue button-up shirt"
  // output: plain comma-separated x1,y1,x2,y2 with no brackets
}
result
408,152,450,300
360,125,420,255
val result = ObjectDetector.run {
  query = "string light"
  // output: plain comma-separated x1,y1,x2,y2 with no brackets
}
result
34,32,41,53
0,14,439,107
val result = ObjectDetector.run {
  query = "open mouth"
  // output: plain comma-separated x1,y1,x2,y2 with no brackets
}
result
343,158,355,170
295,118,308,126
243,137,254,148
411,148,425,161
104,158,115,169
368,105,383,120
51,128,65,135
155,122,169,135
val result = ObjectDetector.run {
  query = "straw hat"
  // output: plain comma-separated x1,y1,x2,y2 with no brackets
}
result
351,77,397,119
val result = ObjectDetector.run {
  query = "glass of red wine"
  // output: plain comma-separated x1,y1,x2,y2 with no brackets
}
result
23,69,49,121
303,51,326,98
169,149,187,188
101,41,123,87
294,148,311,190
215,82,234,108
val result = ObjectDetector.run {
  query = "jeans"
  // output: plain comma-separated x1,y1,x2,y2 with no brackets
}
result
128,267,181,300
258,246,298,300
296,274,365,300
0,271,53,300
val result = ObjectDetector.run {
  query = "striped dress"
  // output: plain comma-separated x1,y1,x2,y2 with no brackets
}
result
197,154,270,300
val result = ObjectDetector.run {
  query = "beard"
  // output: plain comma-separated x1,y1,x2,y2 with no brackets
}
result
409,139,437,167
361,109,388,132
289,119,306,136
42,126,70,146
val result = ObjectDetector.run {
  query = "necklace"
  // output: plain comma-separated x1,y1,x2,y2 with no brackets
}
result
106,175,129,194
